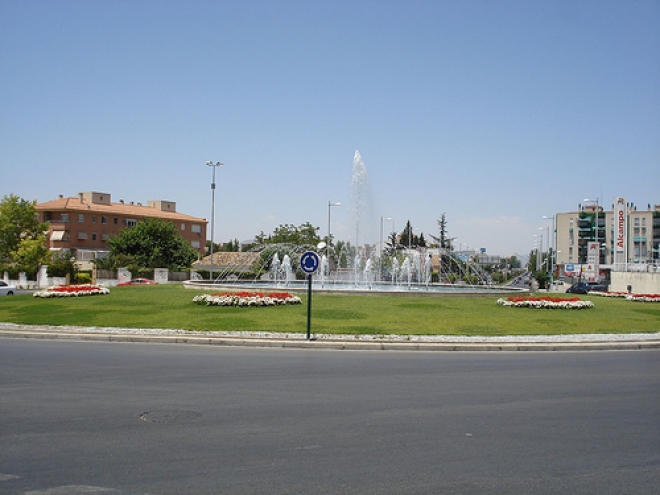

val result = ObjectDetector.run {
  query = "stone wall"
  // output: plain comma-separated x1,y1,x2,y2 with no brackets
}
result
610,271,660,294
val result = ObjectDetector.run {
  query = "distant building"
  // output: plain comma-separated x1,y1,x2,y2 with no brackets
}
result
36,191,207,264
555,199,659,276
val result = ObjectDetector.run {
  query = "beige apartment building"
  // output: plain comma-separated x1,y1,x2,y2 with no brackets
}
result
36,191,207,264
555,200,659,275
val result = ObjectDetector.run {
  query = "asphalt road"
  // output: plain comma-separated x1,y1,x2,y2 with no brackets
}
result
1,339,659,494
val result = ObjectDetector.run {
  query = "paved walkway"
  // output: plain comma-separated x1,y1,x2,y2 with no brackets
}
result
1,322,659,351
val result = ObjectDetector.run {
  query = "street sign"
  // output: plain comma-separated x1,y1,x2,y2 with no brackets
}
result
300,251,320,275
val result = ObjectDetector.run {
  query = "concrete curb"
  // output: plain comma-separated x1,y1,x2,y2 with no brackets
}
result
1,326,659,352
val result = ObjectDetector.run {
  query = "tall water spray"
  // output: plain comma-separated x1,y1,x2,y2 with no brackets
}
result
350,150,373,250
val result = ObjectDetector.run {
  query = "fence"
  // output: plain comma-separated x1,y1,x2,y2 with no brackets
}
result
3,268,195,288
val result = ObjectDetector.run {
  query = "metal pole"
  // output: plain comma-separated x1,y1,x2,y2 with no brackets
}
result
306,274,313,340
206,161,223,281
327,201,340,265
328,201,331,260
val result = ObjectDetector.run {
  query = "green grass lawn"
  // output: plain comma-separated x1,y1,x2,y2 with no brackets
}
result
1,284,658,336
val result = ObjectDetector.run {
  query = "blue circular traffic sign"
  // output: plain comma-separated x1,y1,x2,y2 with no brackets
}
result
300,251,320,274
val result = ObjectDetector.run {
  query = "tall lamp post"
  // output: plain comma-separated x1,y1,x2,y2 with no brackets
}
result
327,201,341,261
539,225,550,272
542,215,555,274
206,161,223,281
379,216,392,281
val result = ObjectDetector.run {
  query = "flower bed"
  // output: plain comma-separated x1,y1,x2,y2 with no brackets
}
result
591,291,660,302
590,291,628,298
497,296,594,309
193,291,302,307
626,294,660,303
33,284,110,298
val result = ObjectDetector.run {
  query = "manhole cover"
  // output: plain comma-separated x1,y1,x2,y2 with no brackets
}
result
139,409,202,424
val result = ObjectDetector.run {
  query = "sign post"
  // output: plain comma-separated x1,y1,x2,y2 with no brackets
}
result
300,251,320,340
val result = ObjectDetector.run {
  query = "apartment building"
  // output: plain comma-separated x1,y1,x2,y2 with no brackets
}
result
36,191,207,263
555,199,659,274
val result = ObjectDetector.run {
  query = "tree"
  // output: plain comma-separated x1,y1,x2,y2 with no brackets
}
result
255,222,322,247
385,232,402,255
0,194,50,275
430,213,451,250
107,218,198,269
12,237,50,276
221,239,241,252
205,240,221,254
400,220,424,249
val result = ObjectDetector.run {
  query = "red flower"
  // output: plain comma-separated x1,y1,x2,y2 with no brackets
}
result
507,296,581,303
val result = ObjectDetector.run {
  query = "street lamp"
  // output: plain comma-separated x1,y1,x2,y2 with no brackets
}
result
539,225,550,272
206,161,223,281
380,216,392,281
327,201,341,260
542,215,555,274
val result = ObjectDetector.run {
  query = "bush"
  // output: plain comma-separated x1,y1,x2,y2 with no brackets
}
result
48,260,75,278
75,271,92,284
0,265,20,279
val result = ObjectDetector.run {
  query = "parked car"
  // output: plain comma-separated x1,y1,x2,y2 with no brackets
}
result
0,280,17,296
566,282,607,294
118,278,158,286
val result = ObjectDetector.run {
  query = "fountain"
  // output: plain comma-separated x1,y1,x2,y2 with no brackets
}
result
184,151,524,296
363,258,374,289
271,253,280,285
350,150,374,250
281,254,292,287
185,242,522,295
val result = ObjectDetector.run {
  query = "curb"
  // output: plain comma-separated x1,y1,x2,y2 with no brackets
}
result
1,327,659,352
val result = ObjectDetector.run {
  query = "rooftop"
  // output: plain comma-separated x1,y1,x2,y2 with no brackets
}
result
37,192,206,223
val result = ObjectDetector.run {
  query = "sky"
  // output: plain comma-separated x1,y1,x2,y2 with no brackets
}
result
1,0,658,257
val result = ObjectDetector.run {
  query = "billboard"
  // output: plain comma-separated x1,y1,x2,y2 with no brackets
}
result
613,197,627,270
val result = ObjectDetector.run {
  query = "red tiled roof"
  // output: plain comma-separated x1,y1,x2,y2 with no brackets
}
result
36,196,206,223
193,252,261,269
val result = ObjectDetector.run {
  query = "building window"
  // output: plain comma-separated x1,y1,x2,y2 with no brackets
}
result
92,215,97,223
101,216,107,224
92,233,97,241
101,234,110,241
78,232,88,240
44,212,52,221
181,223,186,231
61,214,70,223
191,240,200,249
78,214,84,223
124,219,137,227
114,217,119,225
191,224,202,234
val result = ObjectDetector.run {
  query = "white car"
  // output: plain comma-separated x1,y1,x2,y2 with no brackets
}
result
0,280,16,296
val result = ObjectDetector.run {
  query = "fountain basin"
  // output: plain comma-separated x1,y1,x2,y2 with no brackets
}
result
183,279,527,296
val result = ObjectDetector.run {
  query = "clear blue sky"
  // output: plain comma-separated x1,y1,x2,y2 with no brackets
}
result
2,0,658,256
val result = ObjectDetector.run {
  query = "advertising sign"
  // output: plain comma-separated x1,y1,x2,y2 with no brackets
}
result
585,242,599,281
613,196,627,270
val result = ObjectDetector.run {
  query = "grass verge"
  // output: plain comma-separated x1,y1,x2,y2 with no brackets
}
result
0,284,658,336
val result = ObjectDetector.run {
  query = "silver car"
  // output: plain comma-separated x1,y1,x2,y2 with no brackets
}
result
0,280,16,296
